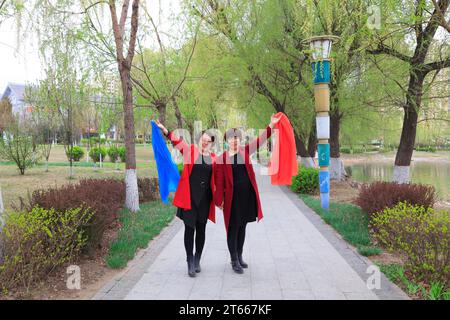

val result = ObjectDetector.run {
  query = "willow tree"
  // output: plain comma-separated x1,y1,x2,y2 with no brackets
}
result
34,14,88,178
40,0,143,211
188,0,319,166
367,0,450,182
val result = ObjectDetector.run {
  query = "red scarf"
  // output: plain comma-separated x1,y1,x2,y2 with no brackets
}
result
268,112,298,185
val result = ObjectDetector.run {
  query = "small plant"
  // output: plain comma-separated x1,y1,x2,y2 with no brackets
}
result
177,163,184,175
372,202,449,283
0,206,93,293
424,282,448,300
66,145,85,162
107,146,119,163
0,128,38,175
290,167,319,194
356,181,436,218
89,147,107,163
118,146,126,163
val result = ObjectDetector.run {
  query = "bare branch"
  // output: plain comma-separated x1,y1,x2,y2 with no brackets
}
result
367,43,412,63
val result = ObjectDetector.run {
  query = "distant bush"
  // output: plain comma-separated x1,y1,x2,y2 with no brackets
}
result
356,181,436,218
340,147,351,154
177,163,184,175
137,178,159,203
415,145,436,153
66,146,85,162
372,202,449,283
290,167,319,195
107,146,119,163
89,147,107,163
118,146,126,163
20,179,125,252
135,138,144,144
0,130,36,175
0,206,92,293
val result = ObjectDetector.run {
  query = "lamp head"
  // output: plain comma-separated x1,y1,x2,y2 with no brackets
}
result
306,35,340,60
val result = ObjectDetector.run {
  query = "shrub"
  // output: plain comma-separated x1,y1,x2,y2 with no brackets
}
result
118,146,126,163
0,129,37,175
66,146,85,162
16,179,126,252
0,206,92,293
107,146,119,163
340,147,351,154
89,147,107,163
137,177,159,203
290,167,319,194
177,163,184,175
356,181,436,217
372,202,449,283
13,178,159,252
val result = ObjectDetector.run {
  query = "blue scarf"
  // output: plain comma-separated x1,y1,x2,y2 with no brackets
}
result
151,121,180,203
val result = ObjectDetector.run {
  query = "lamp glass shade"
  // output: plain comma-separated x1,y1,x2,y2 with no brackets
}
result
310,39,333,60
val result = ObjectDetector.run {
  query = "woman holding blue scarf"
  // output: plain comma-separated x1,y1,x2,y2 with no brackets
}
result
155,120,216,278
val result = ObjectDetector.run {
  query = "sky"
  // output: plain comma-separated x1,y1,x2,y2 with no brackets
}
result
0,0,182,96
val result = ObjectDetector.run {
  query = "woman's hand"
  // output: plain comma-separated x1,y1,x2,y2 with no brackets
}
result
269,113,280,128
155,119,169,136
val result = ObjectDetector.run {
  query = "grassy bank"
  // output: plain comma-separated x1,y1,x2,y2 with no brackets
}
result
299,194,381,256
106,200,176,269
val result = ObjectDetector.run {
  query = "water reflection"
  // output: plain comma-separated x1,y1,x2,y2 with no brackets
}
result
347,161,450,201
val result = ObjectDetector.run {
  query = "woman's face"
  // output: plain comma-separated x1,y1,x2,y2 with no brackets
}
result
227,136,241,151
198,133,213,152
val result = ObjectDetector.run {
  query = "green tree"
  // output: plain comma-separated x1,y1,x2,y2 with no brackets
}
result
367,0,450,182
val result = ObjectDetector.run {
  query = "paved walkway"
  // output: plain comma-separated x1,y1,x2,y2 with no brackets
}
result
93,165,408,300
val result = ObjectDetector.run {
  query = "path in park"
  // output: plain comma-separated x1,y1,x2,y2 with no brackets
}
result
93,165,408,300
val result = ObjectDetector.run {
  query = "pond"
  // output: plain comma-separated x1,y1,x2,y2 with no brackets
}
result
347,161,450,202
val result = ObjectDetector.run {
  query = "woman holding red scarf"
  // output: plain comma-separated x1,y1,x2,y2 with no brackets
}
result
215,114,280,274
155,120,216,278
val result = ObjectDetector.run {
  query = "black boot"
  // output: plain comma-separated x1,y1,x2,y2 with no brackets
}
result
231,260,244,274
187,256,196,277
194,253,201,273
238,254,248,268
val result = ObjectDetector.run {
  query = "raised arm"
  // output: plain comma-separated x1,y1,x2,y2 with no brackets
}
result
155,119,190,155
245,114,280,155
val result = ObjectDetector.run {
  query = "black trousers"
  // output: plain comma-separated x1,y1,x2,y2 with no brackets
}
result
184,221,207,259
227,222,247,261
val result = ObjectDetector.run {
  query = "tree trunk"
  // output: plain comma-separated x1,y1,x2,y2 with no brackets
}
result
294,131,314,168
171,96,183,129
393,73,423,183
156,101,167,125
307,118,317,158
329,92,347,181
121,70,140,212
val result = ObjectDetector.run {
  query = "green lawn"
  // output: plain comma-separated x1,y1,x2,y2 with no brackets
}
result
299,194,381,256
0,144,158,209
106,200,176,269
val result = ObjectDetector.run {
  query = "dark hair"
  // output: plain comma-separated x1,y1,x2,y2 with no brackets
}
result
224,128,242,140
195,130,215,145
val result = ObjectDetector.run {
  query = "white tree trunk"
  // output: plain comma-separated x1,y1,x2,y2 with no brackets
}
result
125,169,140,212
300,157,315,168
393,165,410,183
330,157,347,181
